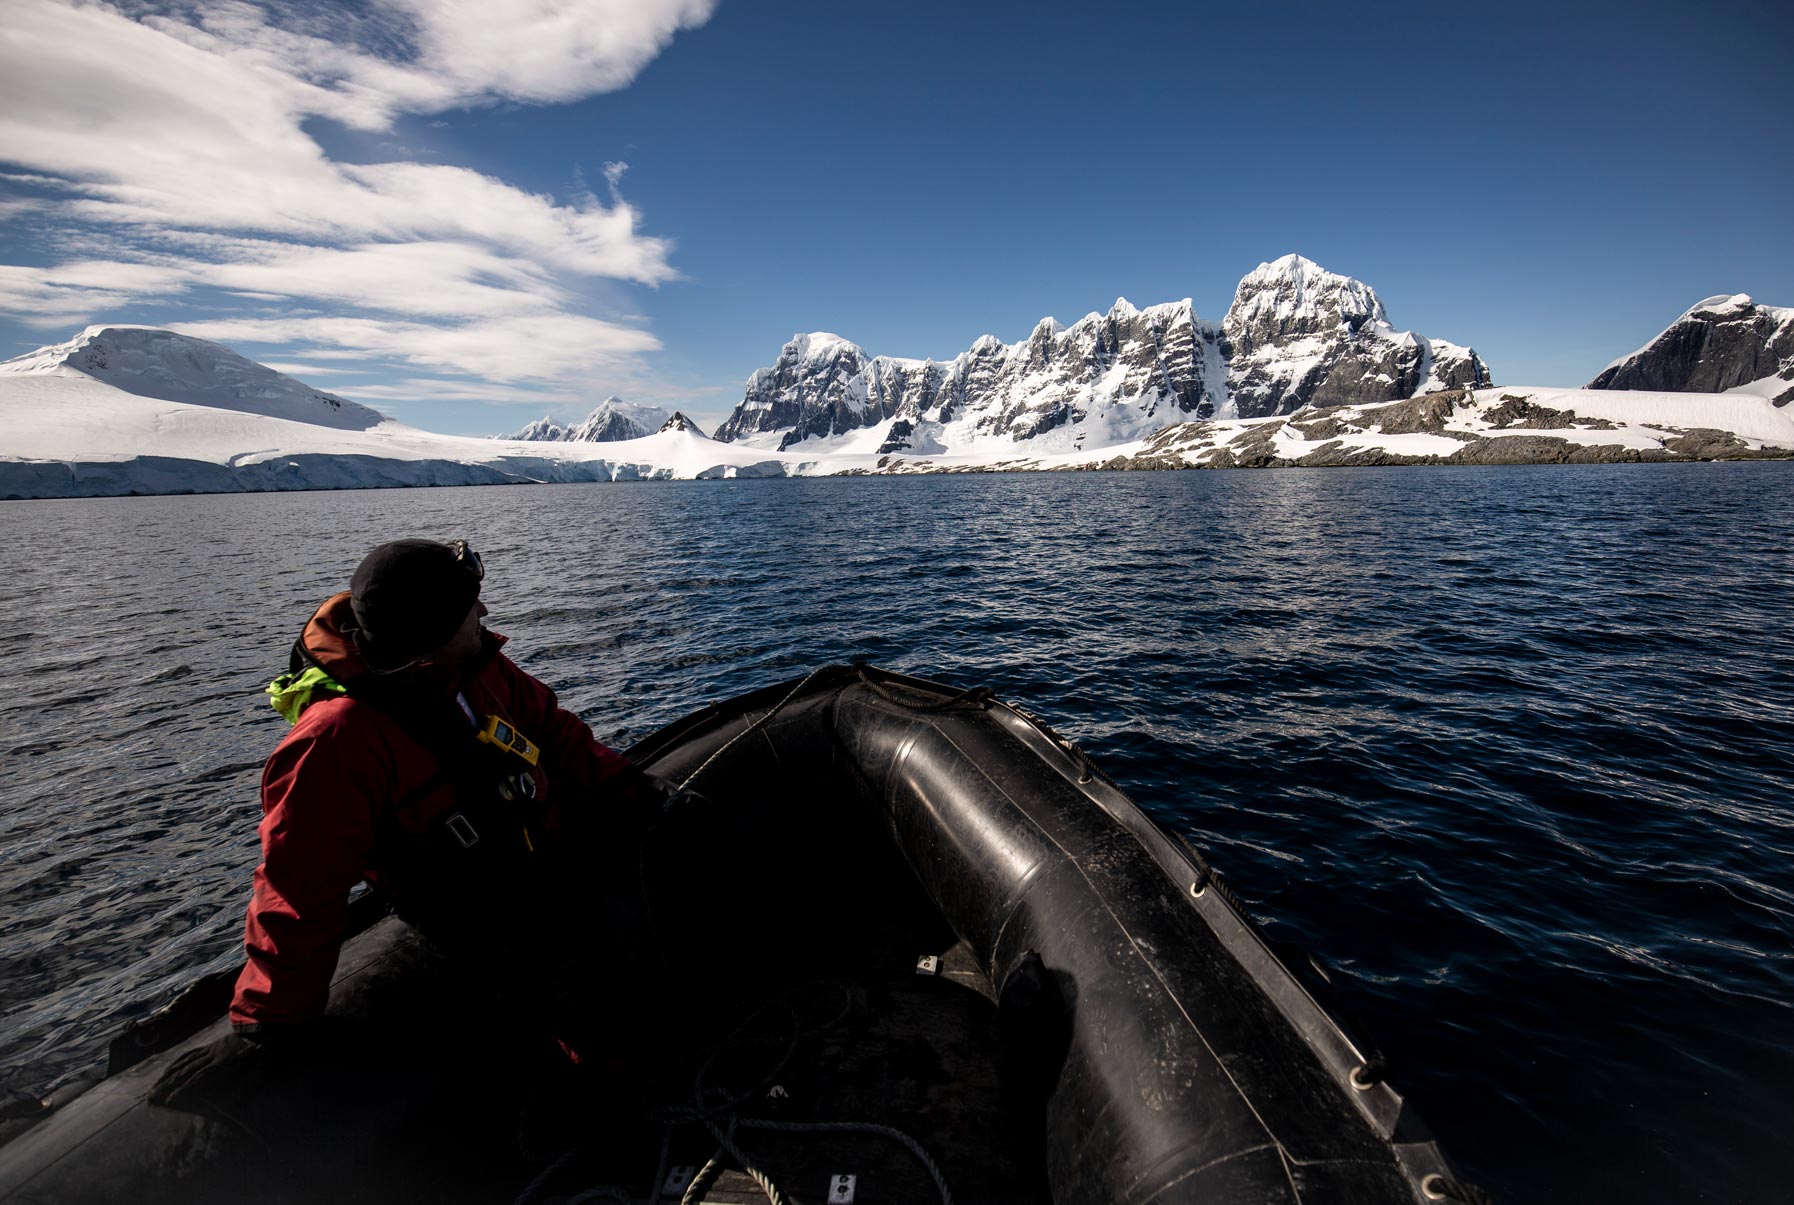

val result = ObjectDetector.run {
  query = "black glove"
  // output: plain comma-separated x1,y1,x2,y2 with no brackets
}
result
638,769,701,811
149,1027,293,1112
601,767,695,844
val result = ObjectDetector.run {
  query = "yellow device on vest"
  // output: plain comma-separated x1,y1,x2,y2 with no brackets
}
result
476,715,540,767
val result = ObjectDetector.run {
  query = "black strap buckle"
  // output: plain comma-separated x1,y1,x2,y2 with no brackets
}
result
445,812,480,849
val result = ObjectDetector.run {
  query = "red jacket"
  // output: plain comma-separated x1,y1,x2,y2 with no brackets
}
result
231,593,633,1027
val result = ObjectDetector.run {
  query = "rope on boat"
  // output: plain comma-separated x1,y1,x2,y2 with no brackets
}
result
676,666,835,792
851,664,994,713
643,980,954,1205
738,1118,955,1205
671,1116,954,1205
681,1115,793,1205
565,1187,634,1205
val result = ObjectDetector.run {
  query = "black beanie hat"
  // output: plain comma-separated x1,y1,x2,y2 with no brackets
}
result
349,539,481,668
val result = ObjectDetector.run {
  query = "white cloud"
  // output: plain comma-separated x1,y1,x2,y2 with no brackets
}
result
0,260,194,324
172,312,660,380
341,377,594,407
0,0,712,394
389,0,716,107
257,361,354,375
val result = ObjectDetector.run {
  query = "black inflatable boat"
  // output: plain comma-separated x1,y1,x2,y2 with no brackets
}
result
0,666,1466,1204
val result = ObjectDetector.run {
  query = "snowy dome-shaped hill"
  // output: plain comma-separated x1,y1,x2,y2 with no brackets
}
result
0,326,387,431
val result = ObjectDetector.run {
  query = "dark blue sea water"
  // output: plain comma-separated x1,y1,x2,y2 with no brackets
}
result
3,465,1791,1201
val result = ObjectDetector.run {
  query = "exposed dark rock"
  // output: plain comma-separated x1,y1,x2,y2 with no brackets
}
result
1446,436,1647,465
1664,428,1751,458
1090,453,1184,471
877,419,917,454
1288,441,1437,467
1230,440,1282,468
657,411,708,437
1589,295,1794,404
1450,435,1580,464
1290,417,1351,440
1364,394,1454,434
1479,395,1613,430
1229,421,1285,446
1144,421,1214,451
1564,445,1643,464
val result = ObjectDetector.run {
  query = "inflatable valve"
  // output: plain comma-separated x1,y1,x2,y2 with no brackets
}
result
476,715,539,767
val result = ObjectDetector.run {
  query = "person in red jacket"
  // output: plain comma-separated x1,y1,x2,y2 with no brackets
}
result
154,538,652,1107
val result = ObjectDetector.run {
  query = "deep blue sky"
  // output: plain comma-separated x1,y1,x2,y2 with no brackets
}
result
3,0,1790,433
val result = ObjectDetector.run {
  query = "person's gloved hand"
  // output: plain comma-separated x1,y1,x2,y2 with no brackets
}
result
610,767,701,838
149,1026,294,1112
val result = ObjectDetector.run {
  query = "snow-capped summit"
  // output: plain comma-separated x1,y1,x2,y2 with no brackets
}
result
506,396,671,442
1225,254,1388,344
1221,256,1488,417
1589,294,1794,404
784,332,860,361
0,326,386,431
714,332,873,444
657,411,709,437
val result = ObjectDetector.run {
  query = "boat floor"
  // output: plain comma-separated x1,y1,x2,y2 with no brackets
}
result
559,933,1040,1205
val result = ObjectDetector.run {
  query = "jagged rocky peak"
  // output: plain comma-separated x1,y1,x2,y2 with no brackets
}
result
1589,293,1794,404
0,325,387,431
1224,254,1388,349
657,411,708,437
1222,255,1489,418
714,331,873,445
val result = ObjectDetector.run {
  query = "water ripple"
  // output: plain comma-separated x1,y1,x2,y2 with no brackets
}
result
1,466,1791,1200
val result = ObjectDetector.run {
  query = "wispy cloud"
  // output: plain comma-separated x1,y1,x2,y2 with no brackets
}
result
173,313,659,380
0,0,714,405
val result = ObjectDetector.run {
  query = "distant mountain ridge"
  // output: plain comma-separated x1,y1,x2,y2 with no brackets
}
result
507,396,671,442
1588,294,1794,404
714,255,1491,453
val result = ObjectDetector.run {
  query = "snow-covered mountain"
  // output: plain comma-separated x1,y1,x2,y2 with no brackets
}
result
508,396,671,442
1,325,387,430
1223,255,1488,416
1588,294,1794,404
714,255,1490,453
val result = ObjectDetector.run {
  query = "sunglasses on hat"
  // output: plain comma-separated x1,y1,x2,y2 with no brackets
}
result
449,539,484,581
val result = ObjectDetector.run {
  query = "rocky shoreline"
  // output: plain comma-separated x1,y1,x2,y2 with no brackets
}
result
856,389,1794,476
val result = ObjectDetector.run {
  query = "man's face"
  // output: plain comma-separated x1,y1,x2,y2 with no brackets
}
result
431,599,488,668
